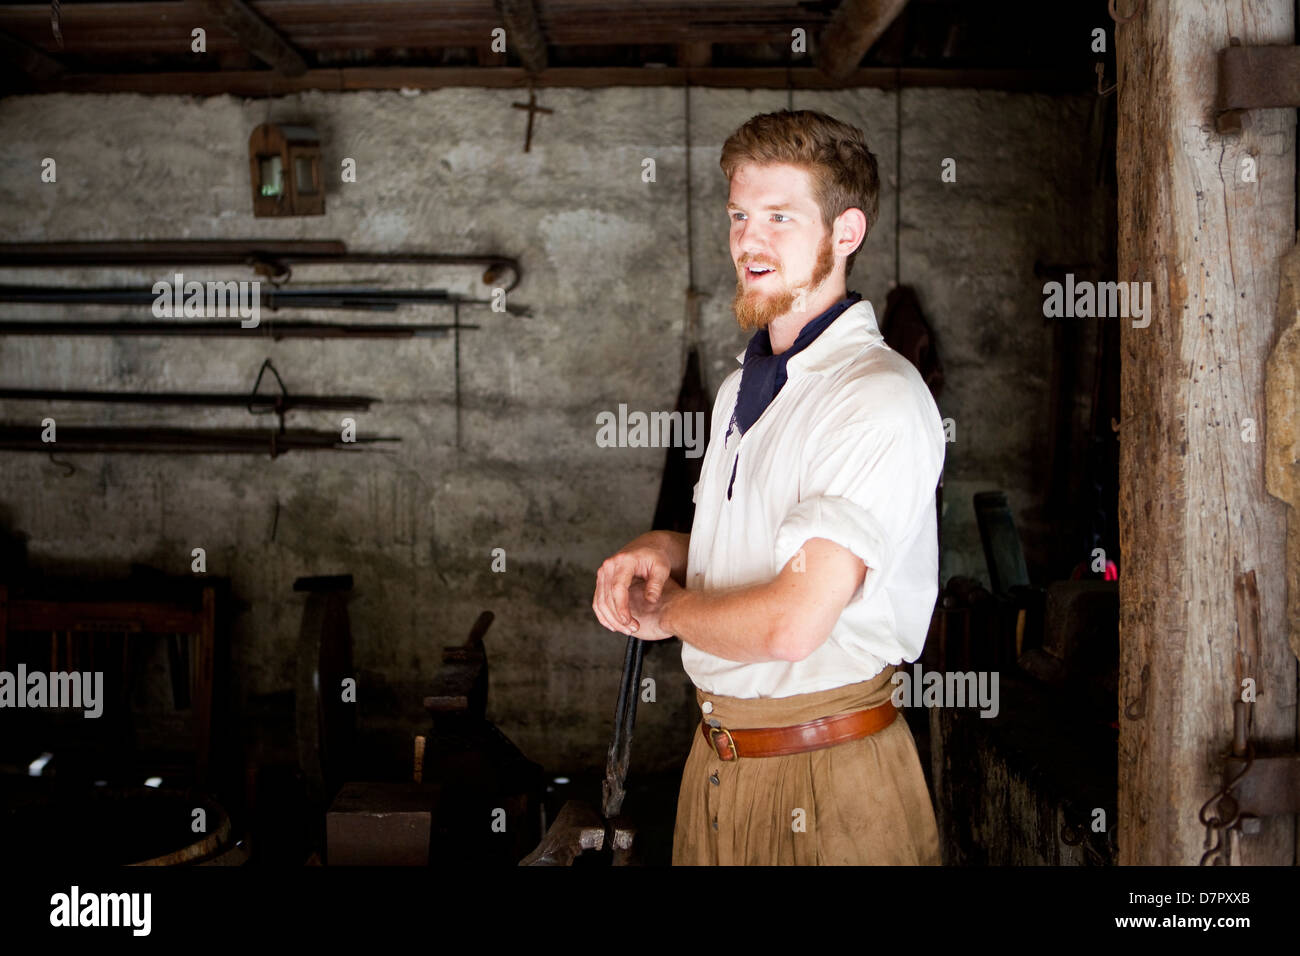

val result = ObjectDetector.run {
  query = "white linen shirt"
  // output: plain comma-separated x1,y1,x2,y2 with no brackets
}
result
681,298,945,699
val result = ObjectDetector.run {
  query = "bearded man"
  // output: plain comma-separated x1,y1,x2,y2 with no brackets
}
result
593,109,945,866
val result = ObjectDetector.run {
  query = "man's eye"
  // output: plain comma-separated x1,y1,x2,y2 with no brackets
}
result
772,214,789,222
731,212,745,222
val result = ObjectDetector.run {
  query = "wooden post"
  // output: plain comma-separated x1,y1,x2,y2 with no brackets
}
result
1266,243,1300,667
1117,2,1296,864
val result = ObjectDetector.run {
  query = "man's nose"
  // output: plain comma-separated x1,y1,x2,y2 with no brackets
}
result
736,224,774,260
737,218,773,245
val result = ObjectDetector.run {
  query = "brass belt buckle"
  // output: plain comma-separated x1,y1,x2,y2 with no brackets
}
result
709,726,737,761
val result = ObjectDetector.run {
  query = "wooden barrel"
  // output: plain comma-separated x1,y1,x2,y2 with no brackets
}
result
0,782,231,865
129,790,231,866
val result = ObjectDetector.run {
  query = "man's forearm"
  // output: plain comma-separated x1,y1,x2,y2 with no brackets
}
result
658,580,788,663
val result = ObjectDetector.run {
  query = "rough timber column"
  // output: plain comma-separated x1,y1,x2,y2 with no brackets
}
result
1117,1,1296,864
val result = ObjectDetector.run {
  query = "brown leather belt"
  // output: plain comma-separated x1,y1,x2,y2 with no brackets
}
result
699,700,897,761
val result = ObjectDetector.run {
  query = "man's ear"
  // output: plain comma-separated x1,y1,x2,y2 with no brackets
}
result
834,208,868,258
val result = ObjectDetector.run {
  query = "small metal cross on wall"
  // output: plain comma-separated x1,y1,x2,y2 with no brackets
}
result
511,87,553,153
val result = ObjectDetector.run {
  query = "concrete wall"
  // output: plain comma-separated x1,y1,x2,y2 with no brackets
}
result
0,85,1109,773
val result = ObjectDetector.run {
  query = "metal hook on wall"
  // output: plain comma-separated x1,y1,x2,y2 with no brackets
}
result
47,452,75,477
1108,0,1144,25
1096,63,1116,97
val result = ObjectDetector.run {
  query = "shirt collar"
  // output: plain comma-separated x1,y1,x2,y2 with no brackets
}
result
734,298,883,377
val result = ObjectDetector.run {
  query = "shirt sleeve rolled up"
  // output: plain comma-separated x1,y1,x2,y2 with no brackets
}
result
773,419,940,605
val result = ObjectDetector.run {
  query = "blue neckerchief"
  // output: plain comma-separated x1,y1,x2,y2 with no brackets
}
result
726,291,861,441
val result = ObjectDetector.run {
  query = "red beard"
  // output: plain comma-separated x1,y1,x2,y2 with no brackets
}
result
732,233,835,331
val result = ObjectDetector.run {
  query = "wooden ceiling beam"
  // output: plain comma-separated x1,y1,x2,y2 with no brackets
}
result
18,65,1081,97
816,0,911,81
0,24,812,53
0,0,829,31
0,29,814,56
0,29,64,81
192,0,308,75
0,4,826,51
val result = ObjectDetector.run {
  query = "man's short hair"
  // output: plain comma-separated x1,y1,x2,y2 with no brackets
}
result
720,109,880,276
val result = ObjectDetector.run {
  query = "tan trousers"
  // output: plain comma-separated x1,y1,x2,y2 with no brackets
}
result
672,666,942,865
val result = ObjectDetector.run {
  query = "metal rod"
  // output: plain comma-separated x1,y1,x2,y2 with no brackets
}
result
0,320,478,339
0,286,454,308
0,387,378,411
0,290,529,313
0,242,523,293
454,301,462,450
297,254,522,293
0,288,398,312
0,425,399,455
0,240,347,263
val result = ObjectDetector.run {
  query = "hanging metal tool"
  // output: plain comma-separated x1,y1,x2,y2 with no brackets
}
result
49,0,62,48
653,83,713,534
0,241,523,293
601,635,646,821
0,359,393,457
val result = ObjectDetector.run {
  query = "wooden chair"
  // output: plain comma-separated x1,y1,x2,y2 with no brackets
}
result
0,581,217,783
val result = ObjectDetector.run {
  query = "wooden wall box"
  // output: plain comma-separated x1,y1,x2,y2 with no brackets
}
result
249,123,324,218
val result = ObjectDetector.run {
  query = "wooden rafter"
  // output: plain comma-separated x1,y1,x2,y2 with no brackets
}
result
15,65,1083,97
0,28,63,80
0,3,827,53
194,0,308,76
816,0,910,82
493,0,548,75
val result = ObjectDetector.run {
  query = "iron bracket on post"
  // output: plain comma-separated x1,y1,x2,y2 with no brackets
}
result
1216,40,1300,134
1199,700,1300,864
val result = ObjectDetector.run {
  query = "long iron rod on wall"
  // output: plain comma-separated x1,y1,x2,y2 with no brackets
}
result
0,320,479,339
0,241,524,293
0,286,531,311
0,387,378,411
0,425,399,456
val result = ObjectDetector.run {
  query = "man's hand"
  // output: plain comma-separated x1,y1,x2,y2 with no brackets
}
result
593,536,677,635
624,575,682,641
